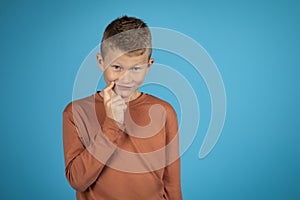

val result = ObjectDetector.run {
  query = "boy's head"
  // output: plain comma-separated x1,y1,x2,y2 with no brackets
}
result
100,16,152,60
97,16,154,99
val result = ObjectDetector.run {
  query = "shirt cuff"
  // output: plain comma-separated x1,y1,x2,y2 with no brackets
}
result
102,117,126,145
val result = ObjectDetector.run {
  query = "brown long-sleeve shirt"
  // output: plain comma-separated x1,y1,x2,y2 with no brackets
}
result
63,92,182,200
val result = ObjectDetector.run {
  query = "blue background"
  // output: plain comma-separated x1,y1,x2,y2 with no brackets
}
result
0,0,299,199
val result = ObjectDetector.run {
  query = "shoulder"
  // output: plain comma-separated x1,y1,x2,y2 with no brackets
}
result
144,94,179,132
143,93,177,117
63,94,96,114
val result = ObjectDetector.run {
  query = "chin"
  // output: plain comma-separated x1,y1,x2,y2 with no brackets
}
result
114,89,133,98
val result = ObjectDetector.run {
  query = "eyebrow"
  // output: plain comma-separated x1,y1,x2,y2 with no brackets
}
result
111,61,147,67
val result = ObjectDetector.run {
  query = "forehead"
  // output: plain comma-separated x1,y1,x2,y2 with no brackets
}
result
104,49,150,68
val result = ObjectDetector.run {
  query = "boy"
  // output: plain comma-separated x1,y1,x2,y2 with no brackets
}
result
63,16,182,200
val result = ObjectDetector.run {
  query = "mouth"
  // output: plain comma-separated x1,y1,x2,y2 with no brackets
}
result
115,84,134,90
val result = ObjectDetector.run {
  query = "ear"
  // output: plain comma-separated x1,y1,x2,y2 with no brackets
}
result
148,58,154,67
96,53,105,72
146,58,154,72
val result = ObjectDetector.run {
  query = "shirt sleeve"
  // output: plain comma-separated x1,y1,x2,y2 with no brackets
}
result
63,104,125,192
163,105,183,200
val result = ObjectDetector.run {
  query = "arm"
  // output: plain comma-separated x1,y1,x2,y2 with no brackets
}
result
163,106,183,200
63,106,125,192
63,82,127,192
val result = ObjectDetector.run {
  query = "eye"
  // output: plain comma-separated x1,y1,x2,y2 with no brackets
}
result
111,65,122,71
132,66,142,72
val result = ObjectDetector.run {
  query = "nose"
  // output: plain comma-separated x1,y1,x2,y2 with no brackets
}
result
118,69,132,83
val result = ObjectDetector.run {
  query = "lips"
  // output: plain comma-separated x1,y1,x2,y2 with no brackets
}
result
116,84,134,90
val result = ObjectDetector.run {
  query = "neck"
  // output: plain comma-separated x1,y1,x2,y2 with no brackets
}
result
124,90,141,102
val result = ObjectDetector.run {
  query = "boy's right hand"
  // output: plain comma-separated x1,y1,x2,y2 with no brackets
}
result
103,81,127,124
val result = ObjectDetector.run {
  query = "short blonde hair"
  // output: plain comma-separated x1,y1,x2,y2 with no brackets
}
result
100,16,152,59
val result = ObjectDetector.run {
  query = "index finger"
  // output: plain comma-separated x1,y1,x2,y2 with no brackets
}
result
103,81,115,102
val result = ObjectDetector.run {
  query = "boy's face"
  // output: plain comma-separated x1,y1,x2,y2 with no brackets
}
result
97,50,154,99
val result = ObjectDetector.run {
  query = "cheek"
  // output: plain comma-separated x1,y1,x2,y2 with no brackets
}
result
104,70,119,82
133,72,147,85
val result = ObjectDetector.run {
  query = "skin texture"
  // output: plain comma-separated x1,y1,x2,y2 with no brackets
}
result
97,50,154,123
